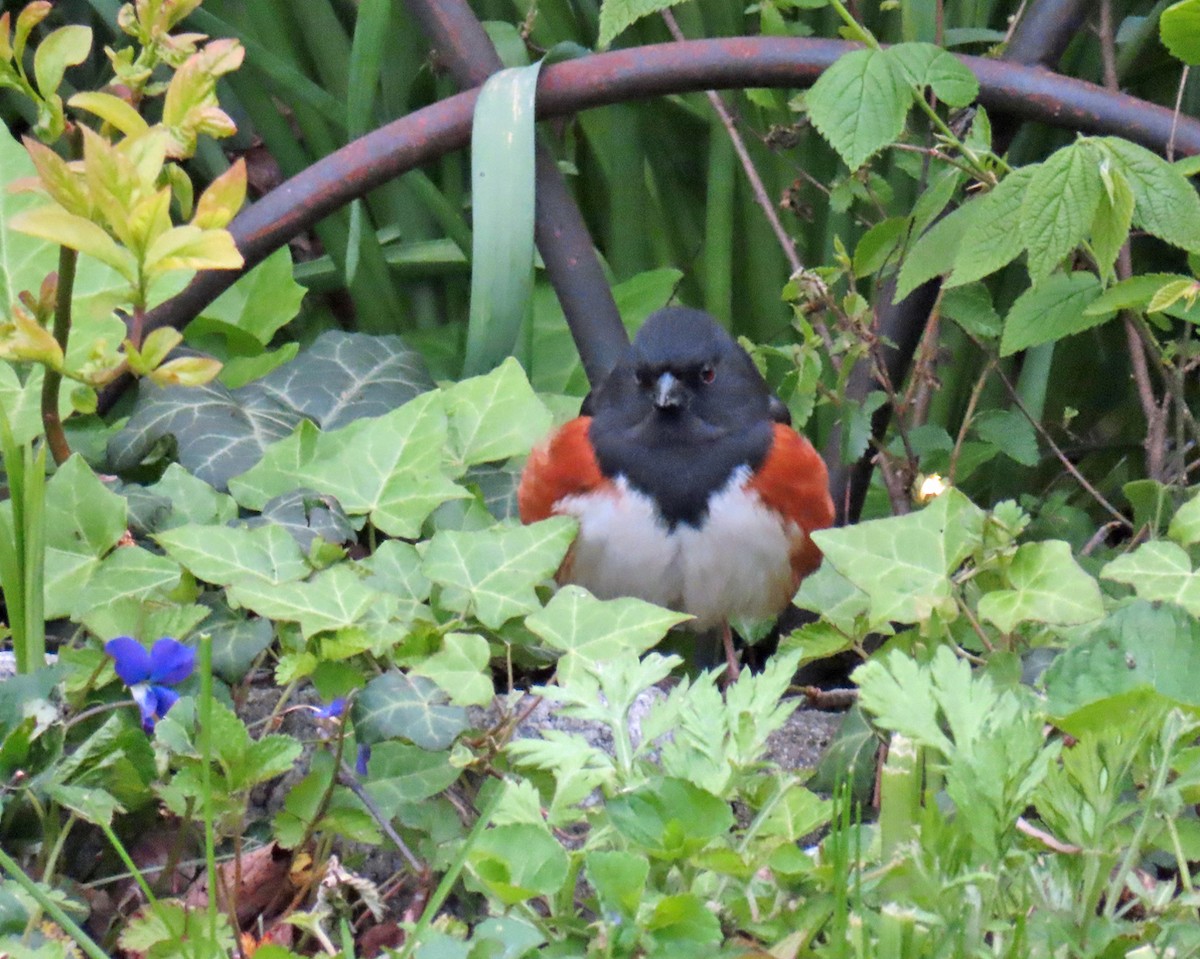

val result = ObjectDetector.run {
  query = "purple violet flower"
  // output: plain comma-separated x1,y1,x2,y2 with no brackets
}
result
105,636,195,732
356,744,371,777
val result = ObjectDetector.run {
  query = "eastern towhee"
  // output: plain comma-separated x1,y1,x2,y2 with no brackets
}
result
519,306,834,676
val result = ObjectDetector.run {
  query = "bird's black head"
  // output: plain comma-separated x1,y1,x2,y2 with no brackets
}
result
587,307,781,527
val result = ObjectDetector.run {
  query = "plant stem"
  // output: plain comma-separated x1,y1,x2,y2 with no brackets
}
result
199,634,220,953
41,246,78,466
0,845,110,959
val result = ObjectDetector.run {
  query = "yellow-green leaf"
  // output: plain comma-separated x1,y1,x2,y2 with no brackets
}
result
192,158,246,229
9,205,135,279
68,91,149,138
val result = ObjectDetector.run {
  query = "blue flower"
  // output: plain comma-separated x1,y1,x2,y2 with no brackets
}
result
356,744,371,777
314,698,346,720
105,636,195,732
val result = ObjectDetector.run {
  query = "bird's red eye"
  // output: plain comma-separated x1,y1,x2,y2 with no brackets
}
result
700,365,716,384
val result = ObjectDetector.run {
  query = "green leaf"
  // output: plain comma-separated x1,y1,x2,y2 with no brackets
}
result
231,734,303,792
977,541,1104,633
32,24,91,98
806,48,909,171
1169,489,1200,545
82,598,209,646
43,455,126,556
1084,273,1185,316
148,463,238,529
468,823,569,904
443,358,552,468
1101,541,1200,616
852,216,907,278
811,490,984,629
645,894,723,949
421,518,577,629
585,851,648,920
44,783,122,827
203,596,274,683
947,165,1037,288
1162,0,1200,65
525,585,689,685
1000,272,1111,357
1091,164,1135,283
941,283,1002,339
10,204,135,279
192,247,305,346
1043,601,1200,723
464,63,542,376
154,523,310,587
364,742,460,814
1098,136,1200,252
894,202,979,301
228,564,383,639
607,777,733,860
885,41,979,107
972,408,1038,466
61,546,182,621
229,391,465,537
352,670,467,750
410,632,494,707
597,0,687,47
1020,143,1103,284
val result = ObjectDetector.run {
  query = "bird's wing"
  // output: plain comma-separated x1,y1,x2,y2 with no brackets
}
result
518,417,608,523
747,424,835,581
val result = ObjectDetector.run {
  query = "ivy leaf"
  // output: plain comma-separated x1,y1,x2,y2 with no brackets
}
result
364,742,460,814
189,246,305,346
230,391,467,537
977,541,1104,633
1020,143,1103,284
146,463,238,530
811,490,984,629
154,523,310,587
443,357,552,469
55,546,182,621
410,632,495,707
422,517,577,629
44,455,126,556
82,598,209,647
1101,541,1200,616
947,165,1037,288
1097,136,1200,252
109,380,302,492
1000,272,1111,357
249,330,433,430
525,585,690,686
806,48,909,171
353,671,467,750
228,564,383,638
885,42,979,107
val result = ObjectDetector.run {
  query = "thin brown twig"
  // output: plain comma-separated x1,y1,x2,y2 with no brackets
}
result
659,9,839,361
949,357,996,482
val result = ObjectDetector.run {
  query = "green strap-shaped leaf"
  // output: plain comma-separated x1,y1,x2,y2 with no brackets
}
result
463,62,542,377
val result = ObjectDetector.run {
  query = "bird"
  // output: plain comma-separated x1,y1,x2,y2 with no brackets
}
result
518,306,835,678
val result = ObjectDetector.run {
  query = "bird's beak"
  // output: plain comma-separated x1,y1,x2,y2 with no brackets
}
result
653,371,685,410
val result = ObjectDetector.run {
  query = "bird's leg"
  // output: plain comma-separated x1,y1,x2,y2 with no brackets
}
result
722,621,740,683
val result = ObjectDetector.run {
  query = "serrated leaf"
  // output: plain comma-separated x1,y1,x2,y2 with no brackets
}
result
852,217,907,278
597,0,687,47
941,283,1002,339
972,408,1038,466
1099,136,1200,252
410,632,494,706
443,358,552,468
607,777,733,860
977,541,1103,633
230,734,303,791
228,564,382,638
108,379,303,492
155,522,309,587
45,783,122,827
806,48,909,171
421,518,577,628
364,742,460,815
894,202,979,301
1091,165,1134,283
1000,272,1111,357
1161,0,1200,65
1101,541,1200,616
352,670,467,750
1020,143,1103,283
469,823,569,904
885,42,979,107
229,391,466,537
811,490,984,629
947,165,1037,288
44,455,126,556
1084,273,1189,316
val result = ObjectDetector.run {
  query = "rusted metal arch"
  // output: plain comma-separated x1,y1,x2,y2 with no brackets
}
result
143,36,1200,346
